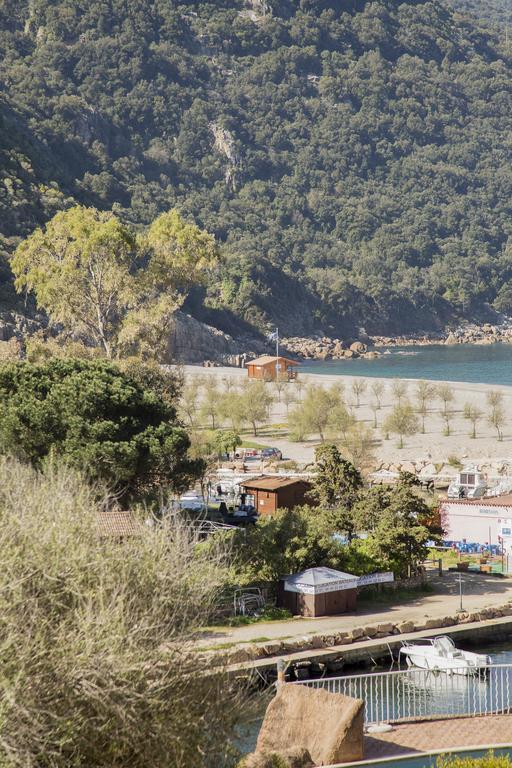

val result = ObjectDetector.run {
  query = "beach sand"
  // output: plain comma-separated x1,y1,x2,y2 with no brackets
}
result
182,364,512,473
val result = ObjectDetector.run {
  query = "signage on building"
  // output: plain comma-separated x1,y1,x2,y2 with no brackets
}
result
284,571,394,595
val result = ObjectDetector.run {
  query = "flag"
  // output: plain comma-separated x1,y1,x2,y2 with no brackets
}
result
267,329,278,343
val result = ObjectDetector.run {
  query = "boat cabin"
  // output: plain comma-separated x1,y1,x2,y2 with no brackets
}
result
447,467,487,499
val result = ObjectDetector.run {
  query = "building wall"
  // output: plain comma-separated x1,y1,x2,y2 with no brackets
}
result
244,482,312,515
247,360,296,381
252,488,278,515
442,501,512,546
277,583,357,617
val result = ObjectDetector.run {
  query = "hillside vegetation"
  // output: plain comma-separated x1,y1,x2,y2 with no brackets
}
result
1,0,512,338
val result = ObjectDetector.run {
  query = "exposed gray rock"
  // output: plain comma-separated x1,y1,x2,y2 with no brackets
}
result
166,311,241,364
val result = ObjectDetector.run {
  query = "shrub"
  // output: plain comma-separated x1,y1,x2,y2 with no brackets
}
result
0,457,241,767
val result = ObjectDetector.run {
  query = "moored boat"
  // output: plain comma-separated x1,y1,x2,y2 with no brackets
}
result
399,636,491,675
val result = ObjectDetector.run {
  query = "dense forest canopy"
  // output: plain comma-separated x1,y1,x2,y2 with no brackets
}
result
447,0,511,27
1,0,512,338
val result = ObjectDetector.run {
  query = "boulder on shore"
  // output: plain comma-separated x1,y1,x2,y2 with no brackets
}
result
255,683,364,765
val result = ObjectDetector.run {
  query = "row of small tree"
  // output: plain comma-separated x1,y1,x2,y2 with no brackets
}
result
181,375,275,436
289,378,508,449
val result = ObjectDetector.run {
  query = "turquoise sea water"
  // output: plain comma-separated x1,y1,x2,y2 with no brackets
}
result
299,343,512,386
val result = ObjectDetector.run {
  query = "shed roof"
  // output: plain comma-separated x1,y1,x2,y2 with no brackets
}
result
283,566,359,595
285,567,357,586
247,355,299,366
98,510,141,537
442,495,512,507
241,475,310,492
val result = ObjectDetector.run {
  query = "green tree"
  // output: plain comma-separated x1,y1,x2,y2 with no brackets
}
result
232,505,379,585
437,383,455,435
0,359,200,498
180,378,201,426
366,485,433,578
213,429,241,459
463,402,483,439
415,380,437,433
351,378,367,407
12,207,218,359
310,444,363,539
200,378,222,429
289,384,341,442
282,384,296,414
339,422,376,473
487,390,506,441
384,403,419,448
0,458,239,768
352,485,392,533
370,380,385,410
391,379,408,406
238,380,273,436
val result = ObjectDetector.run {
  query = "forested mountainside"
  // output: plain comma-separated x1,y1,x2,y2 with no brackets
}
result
448,0,511,27
1,0,512,338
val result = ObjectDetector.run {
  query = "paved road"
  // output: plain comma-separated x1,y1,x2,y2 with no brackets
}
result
199,572,512,648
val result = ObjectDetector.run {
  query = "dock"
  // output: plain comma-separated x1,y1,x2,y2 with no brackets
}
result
226,614,512,677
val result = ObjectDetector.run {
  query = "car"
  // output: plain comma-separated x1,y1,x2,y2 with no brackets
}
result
261,447,283,461
234,448,259,459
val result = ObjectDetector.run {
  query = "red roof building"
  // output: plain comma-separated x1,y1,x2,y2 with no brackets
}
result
246,355,299,381
240,475,312,514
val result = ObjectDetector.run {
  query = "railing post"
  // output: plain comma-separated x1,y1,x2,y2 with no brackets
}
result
276,658,286,686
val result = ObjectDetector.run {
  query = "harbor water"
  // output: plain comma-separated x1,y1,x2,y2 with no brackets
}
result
300,343,512,386
236,640,512,758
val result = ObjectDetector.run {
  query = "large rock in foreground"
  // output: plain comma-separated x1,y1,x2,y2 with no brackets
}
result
256,683,364,765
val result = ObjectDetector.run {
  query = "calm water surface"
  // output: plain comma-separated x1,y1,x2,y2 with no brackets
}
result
237,640,512,758
300,343,512,386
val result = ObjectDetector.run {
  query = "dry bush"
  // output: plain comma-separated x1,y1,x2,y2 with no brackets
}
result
0,458,241,768
0,339,22,362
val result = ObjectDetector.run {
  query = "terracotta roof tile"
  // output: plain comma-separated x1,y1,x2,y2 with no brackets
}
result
98,510,141,538
442,495,512,507
241,475,310,491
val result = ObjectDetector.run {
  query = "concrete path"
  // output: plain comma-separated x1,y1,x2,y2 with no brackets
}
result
198,573,512,648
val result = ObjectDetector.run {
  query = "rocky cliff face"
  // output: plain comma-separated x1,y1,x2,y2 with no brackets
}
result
166,311,243,364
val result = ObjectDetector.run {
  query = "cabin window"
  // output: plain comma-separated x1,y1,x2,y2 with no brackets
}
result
460,473,475,485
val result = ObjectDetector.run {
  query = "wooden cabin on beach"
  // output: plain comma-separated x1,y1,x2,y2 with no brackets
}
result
246,355,299,381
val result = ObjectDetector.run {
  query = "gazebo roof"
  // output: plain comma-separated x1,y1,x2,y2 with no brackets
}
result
283,566,359,595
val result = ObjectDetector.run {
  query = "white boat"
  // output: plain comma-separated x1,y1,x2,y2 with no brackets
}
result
447,467,487,499
399,636,491,675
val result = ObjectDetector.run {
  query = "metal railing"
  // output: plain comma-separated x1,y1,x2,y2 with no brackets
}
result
292,665,512,725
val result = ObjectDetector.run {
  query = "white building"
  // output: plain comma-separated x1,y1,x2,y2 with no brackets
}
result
441,494,512,549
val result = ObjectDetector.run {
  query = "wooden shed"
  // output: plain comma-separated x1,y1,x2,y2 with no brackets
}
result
277,567,359,617
240,476,312,515
246,355,299,381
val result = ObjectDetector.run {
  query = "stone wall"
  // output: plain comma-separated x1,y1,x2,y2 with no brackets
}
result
198,601,512,668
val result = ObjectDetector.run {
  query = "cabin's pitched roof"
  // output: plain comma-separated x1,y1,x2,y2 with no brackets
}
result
247,355,299,366
240,475,310,492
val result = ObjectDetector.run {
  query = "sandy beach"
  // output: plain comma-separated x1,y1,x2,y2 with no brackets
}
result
182,364,512,474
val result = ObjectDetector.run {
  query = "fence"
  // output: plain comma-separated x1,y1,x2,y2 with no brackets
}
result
292,665,512,725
